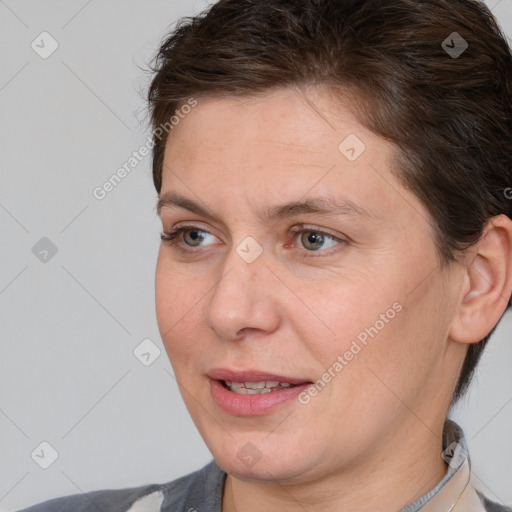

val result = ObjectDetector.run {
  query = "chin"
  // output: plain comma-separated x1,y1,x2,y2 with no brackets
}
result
206,432,328,484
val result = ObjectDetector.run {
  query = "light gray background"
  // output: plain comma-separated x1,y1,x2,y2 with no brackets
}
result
0,1,511,510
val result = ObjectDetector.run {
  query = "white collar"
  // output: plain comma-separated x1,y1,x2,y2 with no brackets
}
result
401,420,486,512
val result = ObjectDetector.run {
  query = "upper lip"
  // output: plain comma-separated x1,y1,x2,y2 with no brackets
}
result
208,368,311,384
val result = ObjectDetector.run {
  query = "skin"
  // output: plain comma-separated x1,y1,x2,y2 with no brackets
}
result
155,86,512,512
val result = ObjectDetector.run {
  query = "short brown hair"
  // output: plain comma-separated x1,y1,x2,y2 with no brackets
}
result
147,0,512,403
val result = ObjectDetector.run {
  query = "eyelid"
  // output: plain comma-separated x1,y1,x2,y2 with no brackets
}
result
161,223,222,247
289,223,346,241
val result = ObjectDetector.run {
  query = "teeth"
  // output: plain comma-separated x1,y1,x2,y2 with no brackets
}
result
245,381,266,389
228,381,245,389
223,380,297,394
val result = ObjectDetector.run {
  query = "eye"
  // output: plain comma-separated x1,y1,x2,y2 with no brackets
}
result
290,226,345,253
160,224,346,256
160,225,219,248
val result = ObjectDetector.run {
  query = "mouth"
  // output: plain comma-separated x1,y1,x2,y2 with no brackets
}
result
221,379,297,394
208,368,313,415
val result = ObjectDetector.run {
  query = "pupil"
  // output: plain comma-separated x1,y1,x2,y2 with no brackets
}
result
185,230,203,245
303,232,323,250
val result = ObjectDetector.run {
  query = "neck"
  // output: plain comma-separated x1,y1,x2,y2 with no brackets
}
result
222,417,449,512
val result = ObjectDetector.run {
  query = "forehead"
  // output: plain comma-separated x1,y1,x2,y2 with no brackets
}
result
160,87,429,228
165,88,369,163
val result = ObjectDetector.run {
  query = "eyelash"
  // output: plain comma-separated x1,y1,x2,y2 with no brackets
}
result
160,224,346,257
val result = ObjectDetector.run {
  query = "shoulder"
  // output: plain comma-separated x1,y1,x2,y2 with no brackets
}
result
16,483,164,512
17,460,226,512
478,492,512,512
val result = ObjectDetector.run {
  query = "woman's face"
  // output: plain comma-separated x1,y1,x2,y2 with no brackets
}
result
155,87,464,483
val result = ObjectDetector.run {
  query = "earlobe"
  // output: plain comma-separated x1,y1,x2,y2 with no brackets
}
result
450,214,512,345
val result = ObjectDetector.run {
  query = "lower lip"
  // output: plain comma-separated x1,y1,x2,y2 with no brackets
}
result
210,379,311,416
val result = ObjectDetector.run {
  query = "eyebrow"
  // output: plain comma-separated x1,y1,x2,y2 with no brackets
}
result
156,192,375,222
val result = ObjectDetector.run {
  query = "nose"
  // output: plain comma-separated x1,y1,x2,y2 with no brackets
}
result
204,249,281,341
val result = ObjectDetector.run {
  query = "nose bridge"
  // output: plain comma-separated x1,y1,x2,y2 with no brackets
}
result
204,243,280,340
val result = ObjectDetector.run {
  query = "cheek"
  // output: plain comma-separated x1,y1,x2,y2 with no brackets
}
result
303,277,402,359
155,252,204,360
155,254,177,333
301,266,441,400
335,276,450,411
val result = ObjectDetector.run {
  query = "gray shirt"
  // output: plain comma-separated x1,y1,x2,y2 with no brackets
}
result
17,421,511,512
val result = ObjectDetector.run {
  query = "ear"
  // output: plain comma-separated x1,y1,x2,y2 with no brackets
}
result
450,214,512,344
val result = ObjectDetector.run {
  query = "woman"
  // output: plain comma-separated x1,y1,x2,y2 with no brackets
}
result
20,0,512,510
